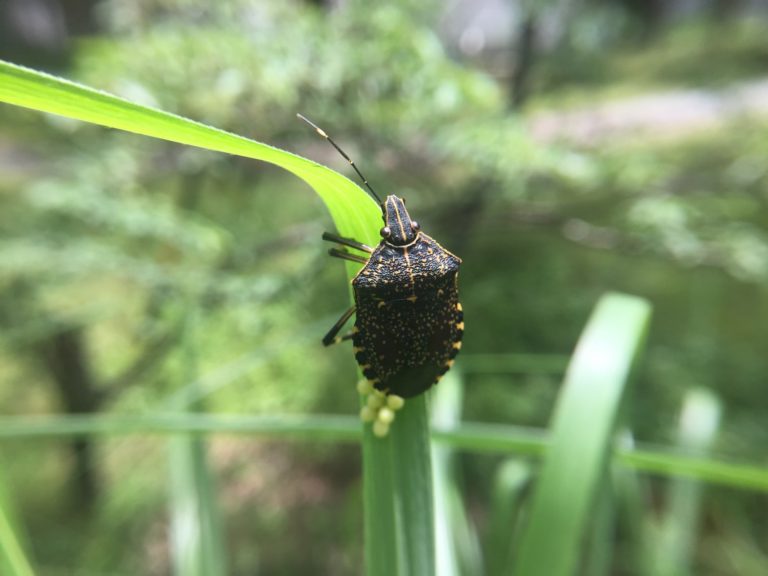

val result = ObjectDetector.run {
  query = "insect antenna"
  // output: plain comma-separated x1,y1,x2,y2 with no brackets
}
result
296,113,383,205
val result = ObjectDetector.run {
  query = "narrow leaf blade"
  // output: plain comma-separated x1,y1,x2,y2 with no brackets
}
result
513,292,652,576
0,59,381,246
0,462,35,576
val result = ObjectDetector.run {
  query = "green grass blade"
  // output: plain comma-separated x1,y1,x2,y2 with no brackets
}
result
615,448,768,490
0,462,35,576
169,436,207,576
433,424,768,493
360,394,436,576
169,435,226,576
0,509,34,576
583,473,616,576
485,460,530,576
169,310,226,576
613,431,653,575
0,59,381,245
0,413,363,440
649,388,722,576
513,292,652,576
362,430,401,576
431,371,460,576
432,370,483,576
1,414,767,493
448,485,484,576
390,396,435,576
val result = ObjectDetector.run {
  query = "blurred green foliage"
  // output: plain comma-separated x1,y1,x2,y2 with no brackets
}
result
1,0,768,574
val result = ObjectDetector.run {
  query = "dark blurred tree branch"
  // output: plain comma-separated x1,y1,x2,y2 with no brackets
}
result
38,327,100,513
510,11,537,110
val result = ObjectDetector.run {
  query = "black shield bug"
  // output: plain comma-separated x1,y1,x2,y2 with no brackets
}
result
298,114,463,432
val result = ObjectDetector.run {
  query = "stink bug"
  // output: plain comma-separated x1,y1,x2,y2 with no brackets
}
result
298,114,463,401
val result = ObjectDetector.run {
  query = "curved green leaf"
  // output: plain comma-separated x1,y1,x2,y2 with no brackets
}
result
0,59,381,247
513,292,652,576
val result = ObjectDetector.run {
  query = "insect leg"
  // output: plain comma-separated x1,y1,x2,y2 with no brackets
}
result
322,232,373,253
337,331,356,342
328,248,368,264
322,306,356,346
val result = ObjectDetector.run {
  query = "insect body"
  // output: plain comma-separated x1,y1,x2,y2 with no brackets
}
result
348,196,462,398
299,115,463,400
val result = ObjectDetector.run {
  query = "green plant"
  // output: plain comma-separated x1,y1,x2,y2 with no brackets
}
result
2,59,768,576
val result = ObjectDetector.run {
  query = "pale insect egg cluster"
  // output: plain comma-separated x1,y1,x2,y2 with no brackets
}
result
356,379,405,437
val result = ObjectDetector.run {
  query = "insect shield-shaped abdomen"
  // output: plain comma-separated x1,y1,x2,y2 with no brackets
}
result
352,196,463,399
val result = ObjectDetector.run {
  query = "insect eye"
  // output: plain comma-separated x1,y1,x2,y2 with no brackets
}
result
411,221,420,232
380,226,391,238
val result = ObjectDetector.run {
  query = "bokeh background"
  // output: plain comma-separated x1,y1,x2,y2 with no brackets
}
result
1,0,768,574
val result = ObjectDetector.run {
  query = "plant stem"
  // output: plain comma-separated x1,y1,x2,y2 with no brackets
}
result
362,394,435,576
